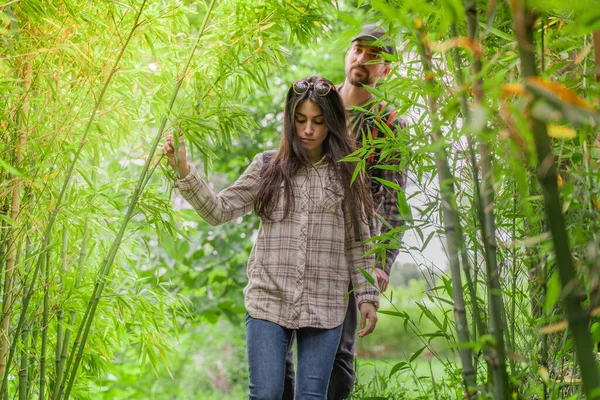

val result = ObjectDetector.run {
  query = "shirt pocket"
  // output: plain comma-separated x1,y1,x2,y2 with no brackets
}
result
320,184,344,215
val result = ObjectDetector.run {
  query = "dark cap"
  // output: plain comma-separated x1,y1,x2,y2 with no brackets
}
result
351,24,396,57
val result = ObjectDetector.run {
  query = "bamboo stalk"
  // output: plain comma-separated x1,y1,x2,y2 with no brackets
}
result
18,321,28,400
512,3,600,397
448,23,487,341
28,327,37,400
51,220,89,400
0,201,8,267
448,21,503,393
415,23,477,395
53,227,68,395
18,232,31,400
594,30,600,153
595,30,600,84
538,22,549,400
463,1,510,396
0,3,150,395
510,187,518,371
39,251,50,400
59,1,218,398
0,60,31,390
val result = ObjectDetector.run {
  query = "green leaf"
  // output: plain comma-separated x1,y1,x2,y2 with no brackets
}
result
410,345,427,362
396,187,413,224
378,309,409,319
351,159,365,184
358,267,375,285
478,21,512,41
544,269,561,314
389,361,409,378
0,158,23,177
371,176,400,191
417,302,444,330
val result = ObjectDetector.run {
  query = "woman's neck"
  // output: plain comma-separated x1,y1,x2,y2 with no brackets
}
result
308,149,323,164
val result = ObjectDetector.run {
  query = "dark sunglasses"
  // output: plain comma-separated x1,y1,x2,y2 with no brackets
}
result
292,80,335,97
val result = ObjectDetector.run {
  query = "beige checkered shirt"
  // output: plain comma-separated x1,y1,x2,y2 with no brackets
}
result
176,153,379,329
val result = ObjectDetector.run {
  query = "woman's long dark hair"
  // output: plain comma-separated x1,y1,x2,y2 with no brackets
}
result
254,76,372,224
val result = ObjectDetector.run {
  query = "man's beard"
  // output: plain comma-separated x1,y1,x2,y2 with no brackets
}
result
348,65,371,87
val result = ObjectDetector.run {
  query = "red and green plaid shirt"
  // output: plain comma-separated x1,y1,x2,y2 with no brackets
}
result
353,102,407,276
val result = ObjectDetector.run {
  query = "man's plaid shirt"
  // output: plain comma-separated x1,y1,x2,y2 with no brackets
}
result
176,153,379,330
355,102,408,275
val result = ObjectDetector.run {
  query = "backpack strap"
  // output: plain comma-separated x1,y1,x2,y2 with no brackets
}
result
261,150,276,176
369,102,399,164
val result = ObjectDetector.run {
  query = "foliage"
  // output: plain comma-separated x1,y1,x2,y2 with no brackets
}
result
3,0,600,399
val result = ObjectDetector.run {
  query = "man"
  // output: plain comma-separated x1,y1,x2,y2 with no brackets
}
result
283,24,407,400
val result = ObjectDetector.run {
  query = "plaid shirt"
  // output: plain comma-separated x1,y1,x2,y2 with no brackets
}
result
176,153,379,329
356,102,408,275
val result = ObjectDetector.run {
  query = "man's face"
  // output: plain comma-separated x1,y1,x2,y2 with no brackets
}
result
345,40,391,87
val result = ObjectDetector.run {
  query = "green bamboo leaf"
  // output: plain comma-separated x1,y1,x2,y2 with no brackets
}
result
544,269,561,314
358,267,375,285
478,21,512,41
409,345,427,362
417,302,444,330
0,214,17,227
371,176,400,191
378,310,409,319
389,361,409,378
373,164,401,171
0,158,24,177
421,231,435,251
396,186,413,224
350,159,364,184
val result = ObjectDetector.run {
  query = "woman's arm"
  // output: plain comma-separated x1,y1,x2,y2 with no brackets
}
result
344,203,380,336
164,137,263,226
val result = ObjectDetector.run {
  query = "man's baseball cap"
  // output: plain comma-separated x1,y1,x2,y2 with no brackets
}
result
351,24,396,57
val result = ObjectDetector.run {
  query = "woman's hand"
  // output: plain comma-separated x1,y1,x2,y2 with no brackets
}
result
163,135,190,178
358,302,377,338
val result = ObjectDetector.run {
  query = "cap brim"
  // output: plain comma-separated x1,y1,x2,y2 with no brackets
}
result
352,35,395,56
352,34,381,43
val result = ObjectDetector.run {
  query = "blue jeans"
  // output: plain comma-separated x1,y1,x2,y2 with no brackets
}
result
283,287,357,400
246,314,342,400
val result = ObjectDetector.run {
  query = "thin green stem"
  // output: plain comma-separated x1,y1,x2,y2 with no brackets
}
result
39,251,49,400
52,220,88,400
415,24,477,396
0,61,31,390
463,2,510,396
18,232,31,400
51,227,67,400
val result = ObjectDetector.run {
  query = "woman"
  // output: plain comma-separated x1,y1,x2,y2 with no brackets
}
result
163,76,379,399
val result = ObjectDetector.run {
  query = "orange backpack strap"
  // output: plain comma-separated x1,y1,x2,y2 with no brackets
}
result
369,101,394,164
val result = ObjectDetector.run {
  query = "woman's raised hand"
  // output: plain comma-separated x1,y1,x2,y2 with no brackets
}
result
163,135,190,178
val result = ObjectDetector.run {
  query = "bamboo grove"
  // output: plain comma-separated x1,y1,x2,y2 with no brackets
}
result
2,0,600,399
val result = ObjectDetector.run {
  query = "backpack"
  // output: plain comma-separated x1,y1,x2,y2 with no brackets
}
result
365,101,400,165
261,150,276,175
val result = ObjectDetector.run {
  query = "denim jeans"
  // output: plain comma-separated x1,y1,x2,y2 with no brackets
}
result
246,314,342,400
284,287,358,400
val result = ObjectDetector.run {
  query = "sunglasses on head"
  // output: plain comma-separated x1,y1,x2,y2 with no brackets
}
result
292,80,335,97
